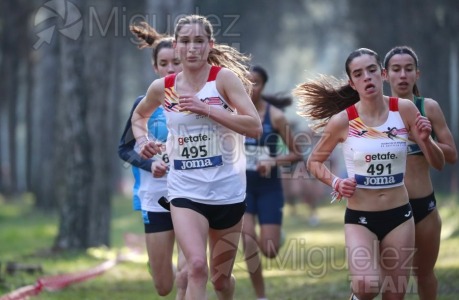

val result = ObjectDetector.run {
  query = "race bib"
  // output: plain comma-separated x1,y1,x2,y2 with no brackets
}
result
353,150,406,188
173,130,222,170
245,145,270,171
153,151,170,165
134,141,168,164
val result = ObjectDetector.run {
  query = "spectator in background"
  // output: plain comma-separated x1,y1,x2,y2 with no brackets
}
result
242,65,301,300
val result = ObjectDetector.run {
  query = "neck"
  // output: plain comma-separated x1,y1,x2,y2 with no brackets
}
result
391,89,414,101
181,64,211,91
357,95,388,118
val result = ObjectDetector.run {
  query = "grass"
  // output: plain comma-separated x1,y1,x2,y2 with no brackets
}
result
1,193,459,299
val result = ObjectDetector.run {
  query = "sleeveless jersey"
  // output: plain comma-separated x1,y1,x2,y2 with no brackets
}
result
245,104,279,172
406,96,436,155
342,97,409,189
162,66,246,205
133,106,169,212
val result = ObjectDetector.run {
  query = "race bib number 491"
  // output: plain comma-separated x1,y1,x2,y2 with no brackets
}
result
173,131,222,170
353,150,406,188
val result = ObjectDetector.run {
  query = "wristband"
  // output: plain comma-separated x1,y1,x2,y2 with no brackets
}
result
207,105,211,118
137,136,150,148
330,176,343,203
332,176,340,190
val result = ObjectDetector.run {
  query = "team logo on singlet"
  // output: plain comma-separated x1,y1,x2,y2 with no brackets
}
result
163,87,192,114
164,87,180,112
383,127,400,140
348,118,408,140
201,96,233,113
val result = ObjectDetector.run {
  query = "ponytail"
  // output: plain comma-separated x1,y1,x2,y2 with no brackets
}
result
208,45,252,94
293,75,359,131
130,22,174,68
130,21,165,49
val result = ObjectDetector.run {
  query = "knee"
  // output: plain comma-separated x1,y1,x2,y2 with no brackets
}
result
187,257,208,281
259,239,280,258
154,280,173,297
351,276,380,300
212,274,234,293
242,232,257,250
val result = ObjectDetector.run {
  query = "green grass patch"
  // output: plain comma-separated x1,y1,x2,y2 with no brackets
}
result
1,194,458,299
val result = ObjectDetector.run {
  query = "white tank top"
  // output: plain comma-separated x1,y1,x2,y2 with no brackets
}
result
162,66,246,204
342,97,409,189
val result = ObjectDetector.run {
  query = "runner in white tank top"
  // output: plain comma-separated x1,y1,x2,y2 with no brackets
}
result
130,15,261,300
163,66,246,205
342,97,409,190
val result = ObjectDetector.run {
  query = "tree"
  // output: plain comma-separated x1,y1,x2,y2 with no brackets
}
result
29,1,61,210
54,0,119,249
0,0,32,196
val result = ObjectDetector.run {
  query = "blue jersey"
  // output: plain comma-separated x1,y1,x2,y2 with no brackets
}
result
245,104,279,176
118,96,169,212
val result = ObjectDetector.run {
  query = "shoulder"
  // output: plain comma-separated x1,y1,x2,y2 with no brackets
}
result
423,97,442,115
268,104,288,128
330,110,350,128
324,110,349,141
269,104,285,120
150,77,166,90
215,67,247,100
397,97,417,114
146,78,166,97
215,67,239,83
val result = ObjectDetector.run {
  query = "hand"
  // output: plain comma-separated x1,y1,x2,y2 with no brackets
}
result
140,140,162,159
414,112,432,141
256,157,276,178
178,95,206,115
334,177,357,198
151,160,168,178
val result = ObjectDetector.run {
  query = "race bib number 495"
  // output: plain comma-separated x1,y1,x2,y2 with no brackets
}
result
173,132,222,170
353,150,406,188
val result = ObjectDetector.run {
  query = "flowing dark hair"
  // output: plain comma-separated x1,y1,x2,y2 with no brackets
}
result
294,48,382,130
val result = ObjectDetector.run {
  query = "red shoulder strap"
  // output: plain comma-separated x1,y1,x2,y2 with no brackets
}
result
389,97,399,111
207,66,222,81
164,74,176,88
346,105,359,120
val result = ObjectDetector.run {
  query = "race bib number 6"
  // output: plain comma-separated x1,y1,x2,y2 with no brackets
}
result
173,131,222,170
153,152,169,165
353,150,406,188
